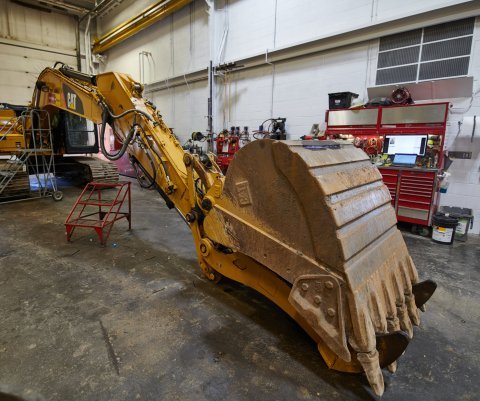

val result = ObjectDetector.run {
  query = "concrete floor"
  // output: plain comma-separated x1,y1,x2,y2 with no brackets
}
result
0,178,479,401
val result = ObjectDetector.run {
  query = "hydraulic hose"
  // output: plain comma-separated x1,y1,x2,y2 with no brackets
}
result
98,101,174,193
99,109,134,161
135,123,173,187
147,139,172,184
101,102,153,122
59,64,97,86
98,102,153,161
132,151,156,189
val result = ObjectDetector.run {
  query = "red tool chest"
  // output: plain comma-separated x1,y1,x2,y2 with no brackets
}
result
325,102,448,227
378,168,437,225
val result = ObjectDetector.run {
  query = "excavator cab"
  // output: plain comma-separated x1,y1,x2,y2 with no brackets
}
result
63,112,99,154
50,110,99,154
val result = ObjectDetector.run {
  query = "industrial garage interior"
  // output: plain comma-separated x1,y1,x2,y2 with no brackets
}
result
0,1,479,400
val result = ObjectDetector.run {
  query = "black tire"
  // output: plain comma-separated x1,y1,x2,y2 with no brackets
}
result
418,226,430,237
52,190,63,201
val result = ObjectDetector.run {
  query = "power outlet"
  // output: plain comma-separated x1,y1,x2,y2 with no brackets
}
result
449,151,472,159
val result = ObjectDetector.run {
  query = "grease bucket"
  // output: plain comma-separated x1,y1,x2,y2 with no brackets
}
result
432,213,458,245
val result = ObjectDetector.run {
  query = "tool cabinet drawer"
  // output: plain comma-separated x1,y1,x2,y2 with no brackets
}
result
401,170,435,179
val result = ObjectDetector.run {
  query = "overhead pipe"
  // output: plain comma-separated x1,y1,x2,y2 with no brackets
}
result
79,0,119,23
84,15,93,74
92,0,192,54
75,16,81,71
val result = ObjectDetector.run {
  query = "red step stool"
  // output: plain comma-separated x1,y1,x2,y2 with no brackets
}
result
65,181,131,245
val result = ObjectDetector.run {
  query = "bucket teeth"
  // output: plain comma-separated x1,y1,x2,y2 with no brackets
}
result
375,331,409,369
357,350,384,396
387,361,397,373
412,280,437,309
397,304,413,338
405,293,420,326
387,316,401,333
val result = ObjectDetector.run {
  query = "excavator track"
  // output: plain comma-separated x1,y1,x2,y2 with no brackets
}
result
202,139,431,395
0,160,30,199
72,156,119,183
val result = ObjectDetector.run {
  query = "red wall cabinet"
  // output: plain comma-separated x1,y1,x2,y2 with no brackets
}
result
325,102,448,227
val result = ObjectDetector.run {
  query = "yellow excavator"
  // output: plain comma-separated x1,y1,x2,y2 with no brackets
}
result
0,100,118,199
21,63,437,395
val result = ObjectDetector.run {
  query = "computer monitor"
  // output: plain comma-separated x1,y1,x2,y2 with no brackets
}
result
392,153,417,166
383,134,428,156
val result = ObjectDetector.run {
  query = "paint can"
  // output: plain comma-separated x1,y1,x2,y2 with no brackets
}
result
439,206,473,242
432,213,458,245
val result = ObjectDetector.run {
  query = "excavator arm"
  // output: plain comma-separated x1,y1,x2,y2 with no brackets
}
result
32,64,436,395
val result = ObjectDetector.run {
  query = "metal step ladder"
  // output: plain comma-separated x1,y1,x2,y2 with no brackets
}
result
0,109,62,201
0,150,32,196
64,181,131,245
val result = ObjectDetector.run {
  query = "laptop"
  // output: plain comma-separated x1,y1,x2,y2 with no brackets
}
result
392,153,417,167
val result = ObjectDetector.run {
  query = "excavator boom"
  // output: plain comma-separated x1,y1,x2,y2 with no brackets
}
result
28,64,435,395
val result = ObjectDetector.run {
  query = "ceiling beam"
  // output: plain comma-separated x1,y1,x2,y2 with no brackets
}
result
92,0,192,54
12,0,91,16
79,0,122,22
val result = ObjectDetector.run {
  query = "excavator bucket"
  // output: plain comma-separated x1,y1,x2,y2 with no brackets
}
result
203,139,435,395
28,65,434,395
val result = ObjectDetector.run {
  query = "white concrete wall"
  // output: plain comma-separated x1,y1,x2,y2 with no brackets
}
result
215,0,474,62
438,17,480,234
441,111,480,234
215,42,372,136
0,0,76,49
101,0,210,142
101,0,480,233
101,16,173,82
101,1,208,82
151,80,209,141
0,0,77,104
213,0,276,63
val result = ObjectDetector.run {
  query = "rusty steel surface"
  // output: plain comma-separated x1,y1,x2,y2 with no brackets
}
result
203,139,426,395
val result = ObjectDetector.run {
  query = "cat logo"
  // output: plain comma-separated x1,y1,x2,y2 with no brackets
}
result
67,92,77,110
62,84,84,114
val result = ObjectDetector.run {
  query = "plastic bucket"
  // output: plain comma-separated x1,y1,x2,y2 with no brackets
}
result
439,206,473,242
432,213,458,245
